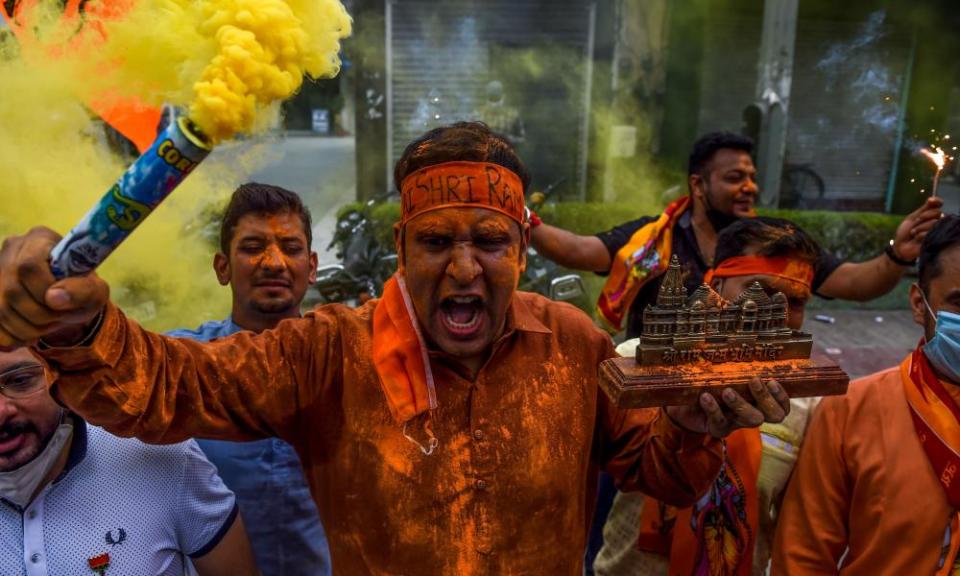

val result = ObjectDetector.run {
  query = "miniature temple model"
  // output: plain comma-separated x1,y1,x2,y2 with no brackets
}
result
598,256,849,409
637,256,812,365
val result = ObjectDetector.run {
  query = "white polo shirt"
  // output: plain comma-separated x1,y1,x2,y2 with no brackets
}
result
0,420,237,576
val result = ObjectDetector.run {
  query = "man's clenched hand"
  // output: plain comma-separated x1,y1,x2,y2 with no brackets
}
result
0,227,109,348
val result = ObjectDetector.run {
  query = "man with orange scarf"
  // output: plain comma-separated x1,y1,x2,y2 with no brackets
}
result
0,122,792,575
773,215,960,575
593,217,822,576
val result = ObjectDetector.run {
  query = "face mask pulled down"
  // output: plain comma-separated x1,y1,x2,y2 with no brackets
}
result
0,416,73,508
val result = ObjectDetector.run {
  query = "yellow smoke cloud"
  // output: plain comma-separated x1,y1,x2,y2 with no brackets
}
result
0,42,219,330
68,0,352,143
0,0,350,329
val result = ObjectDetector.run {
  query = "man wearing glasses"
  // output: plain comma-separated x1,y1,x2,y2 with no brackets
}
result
0,347,259,575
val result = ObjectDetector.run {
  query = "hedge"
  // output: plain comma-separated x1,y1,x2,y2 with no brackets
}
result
757,209,901,264
341,201,903,265
337,201,911,311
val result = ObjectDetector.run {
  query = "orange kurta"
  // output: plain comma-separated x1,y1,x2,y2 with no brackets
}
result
773,361,956,575
38,292,722,575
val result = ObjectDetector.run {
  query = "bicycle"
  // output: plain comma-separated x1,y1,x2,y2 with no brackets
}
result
779,162,826,210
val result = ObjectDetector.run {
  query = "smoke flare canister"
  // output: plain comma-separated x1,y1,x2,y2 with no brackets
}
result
50,117,211,278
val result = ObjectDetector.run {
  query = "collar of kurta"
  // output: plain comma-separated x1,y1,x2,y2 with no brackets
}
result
372,274,550,426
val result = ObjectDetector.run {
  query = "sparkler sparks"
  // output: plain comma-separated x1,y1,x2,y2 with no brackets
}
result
922,146,947,170
921,146,950,197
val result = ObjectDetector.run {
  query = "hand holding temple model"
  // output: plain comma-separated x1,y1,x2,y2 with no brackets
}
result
665,376,791,438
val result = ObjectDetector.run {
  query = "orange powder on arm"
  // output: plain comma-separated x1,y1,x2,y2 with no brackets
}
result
39,301,341,445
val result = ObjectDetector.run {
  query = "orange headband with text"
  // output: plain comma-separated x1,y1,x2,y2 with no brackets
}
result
703,255,814,292
399,161,526,226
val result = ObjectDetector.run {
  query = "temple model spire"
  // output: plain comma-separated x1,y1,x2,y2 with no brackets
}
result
655,255,687,308
638,256,810,366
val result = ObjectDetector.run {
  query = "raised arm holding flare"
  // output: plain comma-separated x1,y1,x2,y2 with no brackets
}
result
0,123,790,575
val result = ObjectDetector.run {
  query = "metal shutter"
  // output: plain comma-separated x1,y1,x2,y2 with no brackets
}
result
387,0,596,199
787,17,911,209
696,12,910,210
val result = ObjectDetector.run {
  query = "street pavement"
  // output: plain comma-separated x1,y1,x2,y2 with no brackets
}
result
804,309,920,379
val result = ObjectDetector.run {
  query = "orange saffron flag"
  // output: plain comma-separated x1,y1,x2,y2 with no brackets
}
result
372,274,438,424
597,196,690,333
0,0,161,153
902,350,960,575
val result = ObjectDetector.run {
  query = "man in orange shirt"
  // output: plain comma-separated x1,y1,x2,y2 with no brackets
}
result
0,122,790,575
774,214,960,575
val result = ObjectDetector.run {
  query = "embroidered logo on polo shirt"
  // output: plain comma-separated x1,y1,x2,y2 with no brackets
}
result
88,552,110,574
105,528,126,546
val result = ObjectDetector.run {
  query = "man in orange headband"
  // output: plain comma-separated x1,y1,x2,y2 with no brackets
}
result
0,122,792,575
774,215,960,574
594,217,822,576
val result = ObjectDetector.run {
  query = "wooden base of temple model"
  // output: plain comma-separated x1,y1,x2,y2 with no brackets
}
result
599,356,849,409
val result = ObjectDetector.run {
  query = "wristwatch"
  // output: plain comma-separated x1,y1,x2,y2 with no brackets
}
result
884,239,916,267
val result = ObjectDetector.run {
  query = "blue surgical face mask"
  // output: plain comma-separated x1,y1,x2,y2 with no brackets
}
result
919,288,960,384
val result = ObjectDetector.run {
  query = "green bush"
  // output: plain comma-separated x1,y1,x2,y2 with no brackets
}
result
537,202,652,235
337,201,902,263
758,209,901,263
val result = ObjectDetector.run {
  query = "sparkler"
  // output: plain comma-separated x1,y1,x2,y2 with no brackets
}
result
921,146,949,198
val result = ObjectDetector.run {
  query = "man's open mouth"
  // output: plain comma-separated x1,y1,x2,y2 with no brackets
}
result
439,295,485,337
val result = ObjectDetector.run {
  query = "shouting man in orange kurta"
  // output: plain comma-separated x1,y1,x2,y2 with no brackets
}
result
0,122,790,575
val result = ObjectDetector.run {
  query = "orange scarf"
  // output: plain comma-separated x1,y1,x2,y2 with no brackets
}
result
597,197,690,333
372,274,437,425
902,349,960,575
636,430,761,576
